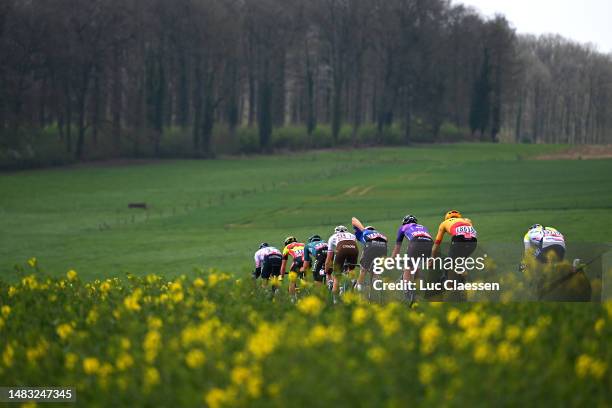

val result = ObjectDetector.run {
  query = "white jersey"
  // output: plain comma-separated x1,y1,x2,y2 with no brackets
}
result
254,246,282,268
523,227,565,252
327,232,357,251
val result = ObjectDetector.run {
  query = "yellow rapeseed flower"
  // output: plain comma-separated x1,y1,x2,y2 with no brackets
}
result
522,326,539,344
1,305,11,318
352,307,368,325
297,296,324,316
496,341,520,363
594,318,605,334
505,325,521,341
193,277,205,288
144,366,160,388
205,388,230,408
576,354,608,380
83,357,101,374
2,344,14,367
116,353,134,371
366,346,387,364
100,281,111,293
446,308,460,324
473,343,493,363
247,323,281,360
147,316,163,330
66,269,78,281
418,362,436,385
27,257,37,267
458,312,480,330
143,330,162,363
56,323,74,340
65,352,78,370
185,349,206,369
420,322,442,355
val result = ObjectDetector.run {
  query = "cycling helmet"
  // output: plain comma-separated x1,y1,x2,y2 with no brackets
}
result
444,210,462,220
402,215,417,225
529,224,543,231
308,234,321,243
334,225,348,233
259,242,269,249
284,236,297,246
365,226,375,231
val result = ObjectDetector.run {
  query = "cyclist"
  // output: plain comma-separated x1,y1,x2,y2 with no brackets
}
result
325,225,359,295
301,235,329,285
253,243,283,287
392,214,434,288
351,217,387,291
522,224,566,264
431,210,477,259
280,236,305,296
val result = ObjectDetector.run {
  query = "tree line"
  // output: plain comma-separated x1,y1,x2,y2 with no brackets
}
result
1,0,611,163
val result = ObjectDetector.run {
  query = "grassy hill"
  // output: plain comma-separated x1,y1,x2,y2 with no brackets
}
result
1,143,611,280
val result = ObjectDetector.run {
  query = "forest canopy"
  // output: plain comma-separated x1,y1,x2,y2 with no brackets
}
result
1,0,611,165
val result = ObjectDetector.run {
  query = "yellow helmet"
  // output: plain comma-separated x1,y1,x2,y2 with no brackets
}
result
444,210,462,220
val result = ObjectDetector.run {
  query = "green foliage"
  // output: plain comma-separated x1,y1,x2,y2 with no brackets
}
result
0,269,610,406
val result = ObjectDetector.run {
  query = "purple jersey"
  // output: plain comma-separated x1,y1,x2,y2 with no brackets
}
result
396,223,432,243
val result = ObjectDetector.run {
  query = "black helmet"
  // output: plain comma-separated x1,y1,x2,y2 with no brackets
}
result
402,215,417,225
259,242,269,249
284,236,297,246
364,226,375,231
308,234,321,243
529,224,543,231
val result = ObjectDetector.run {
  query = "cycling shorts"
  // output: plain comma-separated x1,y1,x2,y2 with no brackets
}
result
333,240,359,275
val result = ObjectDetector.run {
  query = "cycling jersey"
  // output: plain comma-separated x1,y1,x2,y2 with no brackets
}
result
434,217,477,245
354,226,387,245
396,223,432,243
282,242,305,261
327,232,357,251
254,246,282,268
524,226,565,252
303,240,328,263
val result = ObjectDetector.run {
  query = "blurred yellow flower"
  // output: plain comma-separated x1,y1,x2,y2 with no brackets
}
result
27,257,37,267
66,270,78,281
65,352,78,370
418,362,436,385
446,308,460,324
473,343,493,363
86,309,98,325
420,322,442,355
2,344,14,367
83,357,101,374
522,326,539,344
56,323,74,340
505,325,521,341
143,330,162,363
352,307,368,325
1,305,11,318
193,277,205,288
458,312,480,330
185,349,206,369
576,354,607,380
116,353,134,371
297,296,324,316
594,318,605,334
496,341,520,363
144,366,160,388
205,387,232,408
100,281,111,293
366,346,387,364
247,323,281,360
147,316,163,330
120,338,131,350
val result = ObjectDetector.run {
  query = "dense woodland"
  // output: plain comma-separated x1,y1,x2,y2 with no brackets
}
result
1,0,611,164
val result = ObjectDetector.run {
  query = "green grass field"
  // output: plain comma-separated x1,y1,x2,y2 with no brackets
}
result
1,143,611,280
2,143,612,406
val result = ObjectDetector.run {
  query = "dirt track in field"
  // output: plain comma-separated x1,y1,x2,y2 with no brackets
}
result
532,145,612,160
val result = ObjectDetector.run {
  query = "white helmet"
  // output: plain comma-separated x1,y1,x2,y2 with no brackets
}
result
334,225,348,233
